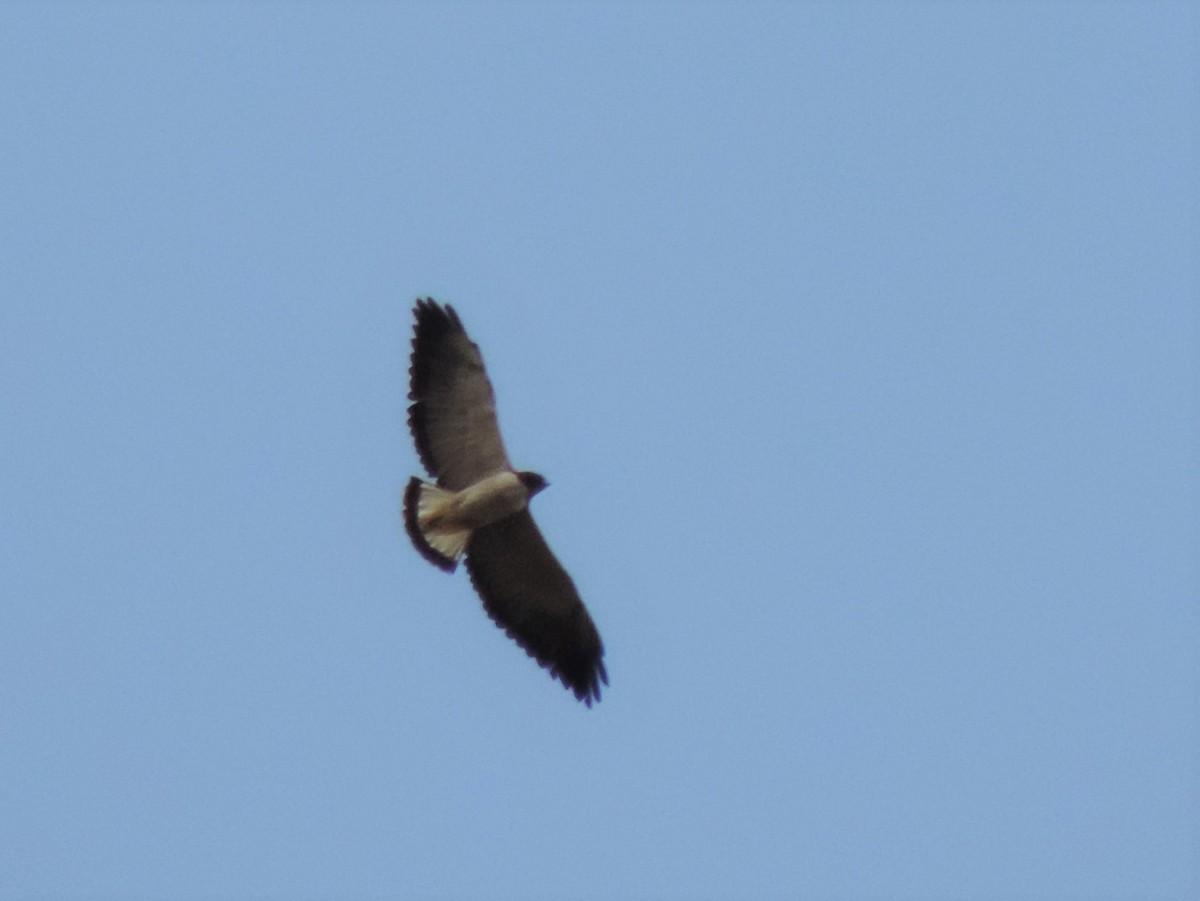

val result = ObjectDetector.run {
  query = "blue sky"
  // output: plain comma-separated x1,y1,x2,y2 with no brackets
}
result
1,3,1195,899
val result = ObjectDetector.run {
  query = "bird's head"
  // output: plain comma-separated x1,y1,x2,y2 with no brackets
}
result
517,471,549,498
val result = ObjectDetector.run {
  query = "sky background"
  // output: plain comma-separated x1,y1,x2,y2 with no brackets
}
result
1,3,1196,899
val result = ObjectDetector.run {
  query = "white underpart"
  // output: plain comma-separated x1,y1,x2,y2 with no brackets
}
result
415,471,529,562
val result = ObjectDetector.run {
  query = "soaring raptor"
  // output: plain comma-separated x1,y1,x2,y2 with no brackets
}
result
402,299,607,705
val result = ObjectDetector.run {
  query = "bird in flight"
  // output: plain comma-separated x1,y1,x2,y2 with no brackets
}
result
402,299,608,705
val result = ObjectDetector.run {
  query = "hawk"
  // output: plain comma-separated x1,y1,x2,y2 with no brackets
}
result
402,299,608,705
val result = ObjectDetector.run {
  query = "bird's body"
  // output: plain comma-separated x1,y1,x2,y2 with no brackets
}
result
419,470,532,535
405,470,543,566
402,299,607,705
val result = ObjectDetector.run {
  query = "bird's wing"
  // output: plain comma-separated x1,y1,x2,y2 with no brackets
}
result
408,299,512,490
465,510,607,705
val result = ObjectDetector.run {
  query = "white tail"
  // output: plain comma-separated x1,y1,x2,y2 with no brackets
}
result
403,478,469,572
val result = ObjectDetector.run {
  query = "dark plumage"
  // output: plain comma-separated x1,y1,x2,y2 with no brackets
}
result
403,298,607,705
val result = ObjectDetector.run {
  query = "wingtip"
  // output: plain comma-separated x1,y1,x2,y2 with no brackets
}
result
576,660,608,708
556,651,608,707
411,297,463,334
489,621,608,708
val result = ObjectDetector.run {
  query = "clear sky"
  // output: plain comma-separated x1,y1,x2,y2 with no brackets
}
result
1,3,1195,899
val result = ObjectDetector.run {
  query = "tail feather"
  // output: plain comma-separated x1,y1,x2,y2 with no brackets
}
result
403,477,469,572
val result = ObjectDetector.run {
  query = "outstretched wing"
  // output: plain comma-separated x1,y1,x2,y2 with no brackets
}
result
408,299,512,490
465,510,608,706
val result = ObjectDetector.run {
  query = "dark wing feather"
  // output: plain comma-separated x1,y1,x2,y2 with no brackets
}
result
465,510,607,705
408,299,512,490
